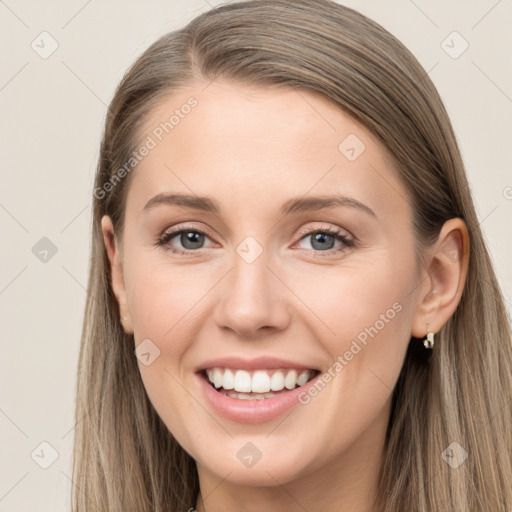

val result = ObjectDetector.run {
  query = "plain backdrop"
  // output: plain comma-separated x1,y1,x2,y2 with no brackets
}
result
0,0,511,510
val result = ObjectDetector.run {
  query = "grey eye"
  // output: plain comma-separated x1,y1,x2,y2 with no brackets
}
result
176,231,205,250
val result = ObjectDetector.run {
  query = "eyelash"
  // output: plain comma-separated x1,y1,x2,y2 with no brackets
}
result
155,224,355,258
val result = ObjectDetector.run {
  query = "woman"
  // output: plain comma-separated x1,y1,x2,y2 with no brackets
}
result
72,0,512,510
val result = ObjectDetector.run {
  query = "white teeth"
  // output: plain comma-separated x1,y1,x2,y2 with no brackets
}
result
270,371,285,391
252,371,271,393
284,369,298,390
223,368,234,390
224,390,277,400
297,370,310,387
213,368,223,389
205,367,314,394
233,370,252,392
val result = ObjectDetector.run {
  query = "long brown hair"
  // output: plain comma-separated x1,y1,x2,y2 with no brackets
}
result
72,1,512,510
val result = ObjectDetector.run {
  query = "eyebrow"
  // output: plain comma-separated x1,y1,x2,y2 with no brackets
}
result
143,192,376,218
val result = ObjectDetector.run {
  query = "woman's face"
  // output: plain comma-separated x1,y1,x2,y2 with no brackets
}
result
104,81,426,487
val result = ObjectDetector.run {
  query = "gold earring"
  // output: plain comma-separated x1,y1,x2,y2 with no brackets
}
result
423,331,435,349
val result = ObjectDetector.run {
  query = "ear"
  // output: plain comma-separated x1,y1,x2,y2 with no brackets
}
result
411,217,470,338
101,215,134,335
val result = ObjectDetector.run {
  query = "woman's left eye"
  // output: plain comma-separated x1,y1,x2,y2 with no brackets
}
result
295,228,354,255
156,225,354,256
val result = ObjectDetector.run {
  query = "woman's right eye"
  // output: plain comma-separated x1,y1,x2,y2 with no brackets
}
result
157,227,216,254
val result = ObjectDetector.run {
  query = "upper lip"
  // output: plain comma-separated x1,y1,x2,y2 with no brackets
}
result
195,356,320,373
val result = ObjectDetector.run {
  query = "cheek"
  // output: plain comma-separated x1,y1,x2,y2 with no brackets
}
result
124,261,213,445
285,259,416,458
294,253,417,391
300,254,414,340
125,254,218,344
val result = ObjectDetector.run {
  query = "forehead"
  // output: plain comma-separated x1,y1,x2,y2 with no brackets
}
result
126,81,411,220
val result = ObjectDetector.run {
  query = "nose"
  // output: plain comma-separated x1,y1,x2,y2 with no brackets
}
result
213,249,291,338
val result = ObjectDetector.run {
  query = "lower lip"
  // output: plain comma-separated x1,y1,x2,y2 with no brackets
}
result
196,372,320,424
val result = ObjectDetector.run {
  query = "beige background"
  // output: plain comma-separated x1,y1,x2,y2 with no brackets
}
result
0,0,510,510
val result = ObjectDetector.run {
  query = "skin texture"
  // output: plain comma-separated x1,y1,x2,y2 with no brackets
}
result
101,81,469,512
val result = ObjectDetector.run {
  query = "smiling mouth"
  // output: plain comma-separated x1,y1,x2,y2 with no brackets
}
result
200,367,321,400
